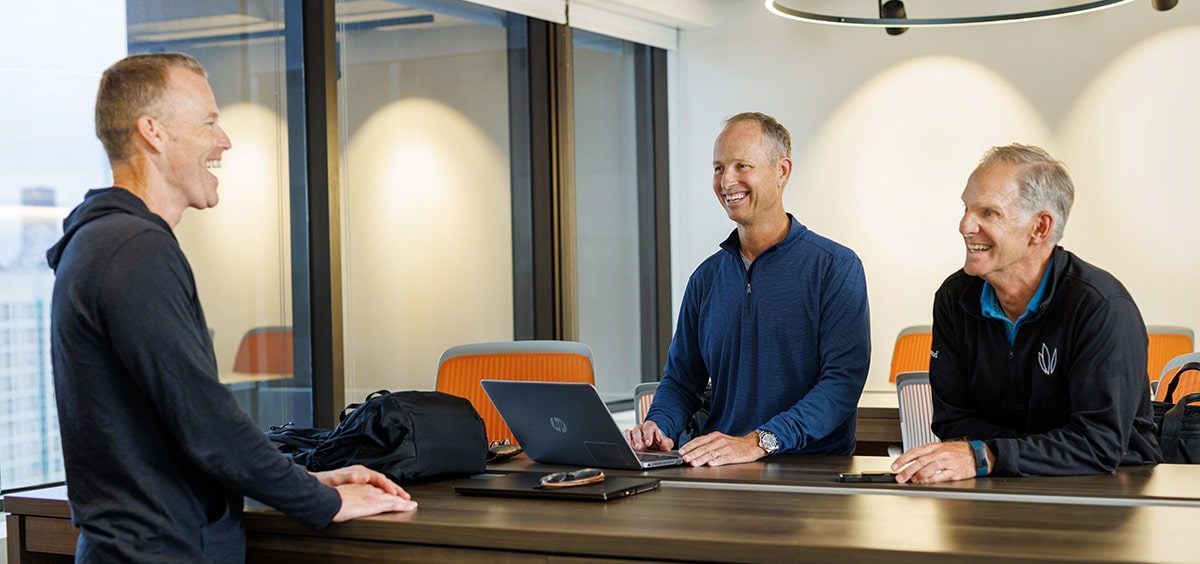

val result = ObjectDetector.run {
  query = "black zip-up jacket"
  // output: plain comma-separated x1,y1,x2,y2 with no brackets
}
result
46,188,340,563
930,246,1161,476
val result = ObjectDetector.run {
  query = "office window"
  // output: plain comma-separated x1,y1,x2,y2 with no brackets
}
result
0,7,315,492
571,31,671,402
572,30,643,401
126,1,311,430
0,3,126,491
336,1,520,397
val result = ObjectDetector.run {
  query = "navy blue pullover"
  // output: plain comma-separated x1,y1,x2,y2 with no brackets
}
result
646,216,871,454
46,188,340,563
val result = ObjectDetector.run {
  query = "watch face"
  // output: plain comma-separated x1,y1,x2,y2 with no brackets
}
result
759,431,779,453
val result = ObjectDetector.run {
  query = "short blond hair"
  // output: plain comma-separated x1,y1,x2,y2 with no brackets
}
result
95,53,207,162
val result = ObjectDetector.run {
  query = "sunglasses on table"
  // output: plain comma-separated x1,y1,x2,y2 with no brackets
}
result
486,438,524,462
536,468,606,488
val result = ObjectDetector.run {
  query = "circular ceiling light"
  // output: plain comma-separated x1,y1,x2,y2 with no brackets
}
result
765,0,1142,30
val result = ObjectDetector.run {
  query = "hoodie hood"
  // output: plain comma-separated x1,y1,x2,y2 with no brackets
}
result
46,187,172,272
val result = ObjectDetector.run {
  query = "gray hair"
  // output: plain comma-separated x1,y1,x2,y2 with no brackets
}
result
978,143,1074,243
724,112,791,163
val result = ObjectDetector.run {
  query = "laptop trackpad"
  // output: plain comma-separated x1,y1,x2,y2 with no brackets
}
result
585,442,628,467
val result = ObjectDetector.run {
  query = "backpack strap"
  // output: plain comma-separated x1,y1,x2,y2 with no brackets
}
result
1161,392,1200,463
1164,362,1200,404
340,389,392,422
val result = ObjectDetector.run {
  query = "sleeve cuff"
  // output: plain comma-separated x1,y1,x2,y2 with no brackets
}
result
986,438,1020,477
758,421,795,452
305,483,343,529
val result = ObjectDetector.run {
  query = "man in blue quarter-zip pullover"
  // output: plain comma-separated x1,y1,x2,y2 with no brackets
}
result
625,112,871,466
893,144,1160,484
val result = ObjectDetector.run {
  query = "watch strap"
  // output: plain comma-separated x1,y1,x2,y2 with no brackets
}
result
969,439,988,477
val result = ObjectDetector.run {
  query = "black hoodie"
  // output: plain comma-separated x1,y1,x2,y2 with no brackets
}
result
929,246,1162,477
47,188,340,563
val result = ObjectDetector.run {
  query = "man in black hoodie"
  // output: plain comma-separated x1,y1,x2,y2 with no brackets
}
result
892,144,1161,484
47,53,416,563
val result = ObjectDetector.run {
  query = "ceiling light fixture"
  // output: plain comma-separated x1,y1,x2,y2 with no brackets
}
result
766,0,1148,34
879,1,908,36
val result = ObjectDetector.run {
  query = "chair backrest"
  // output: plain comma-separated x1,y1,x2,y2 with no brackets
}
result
896,371,939,452
1147,326,1194,385
1154,352,1200,397
634,382,659,425
233,326,293,375
435,341,595,444
1155,358,1200,403
889,325,933,383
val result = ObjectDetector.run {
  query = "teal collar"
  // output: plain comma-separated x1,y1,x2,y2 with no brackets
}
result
980,259,1053,345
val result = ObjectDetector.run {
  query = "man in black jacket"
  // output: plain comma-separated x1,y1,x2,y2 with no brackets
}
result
893,144,1161,484
47,53,416,563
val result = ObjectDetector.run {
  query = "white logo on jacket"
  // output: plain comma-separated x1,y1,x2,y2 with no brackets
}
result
1038,343,1058,375
930,350,939,359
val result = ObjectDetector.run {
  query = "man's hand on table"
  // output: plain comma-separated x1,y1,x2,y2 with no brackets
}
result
679,431,766,467
312,464,418,521
892,441,993,484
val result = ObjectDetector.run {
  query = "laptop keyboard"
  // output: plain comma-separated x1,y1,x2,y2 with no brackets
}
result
636,451,680,462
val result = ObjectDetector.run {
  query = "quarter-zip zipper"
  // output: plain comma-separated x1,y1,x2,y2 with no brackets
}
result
744,261,754,318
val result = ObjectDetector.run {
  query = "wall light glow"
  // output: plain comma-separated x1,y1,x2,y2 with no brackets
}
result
344,97,511,389
1059,26,1200,328
176,102,290,369
794,55,1052,385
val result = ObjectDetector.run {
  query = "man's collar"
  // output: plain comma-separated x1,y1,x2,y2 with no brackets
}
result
981,258,1054,322
719,213,806,255
958,245,1067,319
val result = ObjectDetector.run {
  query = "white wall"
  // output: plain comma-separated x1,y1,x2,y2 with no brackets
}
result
671,1,1200,389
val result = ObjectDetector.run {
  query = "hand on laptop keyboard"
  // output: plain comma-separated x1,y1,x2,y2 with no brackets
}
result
625,420,675,452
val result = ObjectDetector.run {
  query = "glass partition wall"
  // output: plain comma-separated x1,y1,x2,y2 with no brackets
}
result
126,0,311,431
0,0,668,497
572,30,643,402
335,1,519,398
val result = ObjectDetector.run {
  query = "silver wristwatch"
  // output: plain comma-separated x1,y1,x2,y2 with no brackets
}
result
756,429,780,454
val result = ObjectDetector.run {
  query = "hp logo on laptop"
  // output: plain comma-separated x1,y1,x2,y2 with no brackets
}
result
549,416,568,433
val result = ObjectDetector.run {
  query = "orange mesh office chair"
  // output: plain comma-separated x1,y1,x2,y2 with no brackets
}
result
1155,355,1200,403
435,341,595,444
895,371,939,452
1147,326,1194,386
227,327,295,424
634,382,659,425
889,325,933,383
1153,352,1200,397
232,326,294,376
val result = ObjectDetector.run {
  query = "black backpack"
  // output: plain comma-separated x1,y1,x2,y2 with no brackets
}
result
1153,362,1200,464
268,390,487,482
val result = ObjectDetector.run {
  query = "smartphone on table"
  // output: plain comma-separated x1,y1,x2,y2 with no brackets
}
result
837,471,897,483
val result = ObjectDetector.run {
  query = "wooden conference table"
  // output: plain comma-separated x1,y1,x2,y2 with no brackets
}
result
10,455,1200,563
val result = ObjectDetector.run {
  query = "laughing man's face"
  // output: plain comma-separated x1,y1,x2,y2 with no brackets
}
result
958,162,1038,283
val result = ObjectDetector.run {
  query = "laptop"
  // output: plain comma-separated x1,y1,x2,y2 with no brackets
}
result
481,380,684,470
453,472,661,501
